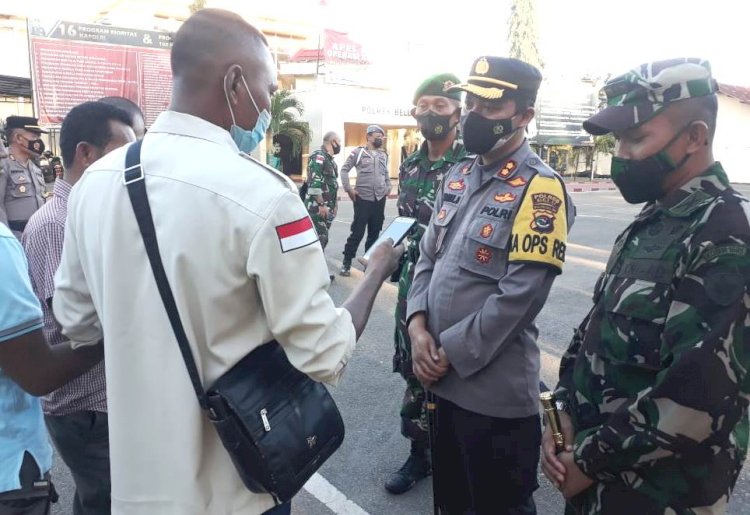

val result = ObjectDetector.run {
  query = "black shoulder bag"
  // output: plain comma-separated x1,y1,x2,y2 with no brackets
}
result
123,140,345,504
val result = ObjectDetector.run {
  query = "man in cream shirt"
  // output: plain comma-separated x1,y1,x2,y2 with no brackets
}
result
53,9,402,515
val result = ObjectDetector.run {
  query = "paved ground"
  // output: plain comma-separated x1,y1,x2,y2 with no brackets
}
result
52,187,750,514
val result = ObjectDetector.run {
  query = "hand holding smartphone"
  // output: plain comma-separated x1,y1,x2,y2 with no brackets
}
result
362,217,417,261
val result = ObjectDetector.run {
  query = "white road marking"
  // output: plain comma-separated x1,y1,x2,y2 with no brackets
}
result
567,242,611,258
566,255,606,271
303,473,370,515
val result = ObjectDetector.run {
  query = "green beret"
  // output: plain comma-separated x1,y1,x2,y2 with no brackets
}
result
413,73,462,105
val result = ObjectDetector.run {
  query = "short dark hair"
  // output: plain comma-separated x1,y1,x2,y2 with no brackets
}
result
509,91,536,113
668,94,718,141
98,96,145,122
60,101,132,168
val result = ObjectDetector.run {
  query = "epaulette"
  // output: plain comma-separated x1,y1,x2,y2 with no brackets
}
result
525,155,556,179
241,153,297,193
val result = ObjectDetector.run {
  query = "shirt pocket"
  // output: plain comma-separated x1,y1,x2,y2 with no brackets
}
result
458,217,512,281
9,171,32,198
600,277,671,370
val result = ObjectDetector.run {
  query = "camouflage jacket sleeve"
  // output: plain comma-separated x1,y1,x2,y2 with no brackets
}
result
574,230,750,481
306,152,325,198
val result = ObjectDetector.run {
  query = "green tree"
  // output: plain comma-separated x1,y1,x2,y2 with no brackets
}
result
269,89,311,161
507,0,543,69
188,0,206,14
594,133,615,156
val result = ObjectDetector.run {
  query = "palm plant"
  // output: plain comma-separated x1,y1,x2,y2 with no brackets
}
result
269,90,311,160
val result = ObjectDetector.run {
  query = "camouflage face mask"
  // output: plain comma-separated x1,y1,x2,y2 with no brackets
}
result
611,122,694,204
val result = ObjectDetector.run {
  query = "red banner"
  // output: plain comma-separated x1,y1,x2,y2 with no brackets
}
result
29,21,172,127
323,30,369,65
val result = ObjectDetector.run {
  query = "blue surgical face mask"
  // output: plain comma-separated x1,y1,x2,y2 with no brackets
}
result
224,73,271,154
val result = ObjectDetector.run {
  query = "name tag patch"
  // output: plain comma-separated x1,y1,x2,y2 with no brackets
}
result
443,192,462,204
480,206,512,220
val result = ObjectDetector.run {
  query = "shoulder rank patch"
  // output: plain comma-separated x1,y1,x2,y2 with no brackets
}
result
509,175,568,272
447,179,466,191
497,160,517,178
461,164,472,175
276,217,319,253
495,192,516,203
315,154,325,163
507,176,527,188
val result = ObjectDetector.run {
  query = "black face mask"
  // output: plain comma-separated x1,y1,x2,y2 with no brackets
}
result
610,124,694,204
461,111,516,155
415,111,457,141
331,141,341,155
23,136,45,156
372,138,384,149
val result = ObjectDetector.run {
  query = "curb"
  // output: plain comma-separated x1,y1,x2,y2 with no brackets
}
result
567,186,618,193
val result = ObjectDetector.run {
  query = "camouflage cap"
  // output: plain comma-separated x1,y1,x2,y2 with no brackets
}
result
584,58,718,136
412,73,462,105
448,56,542,101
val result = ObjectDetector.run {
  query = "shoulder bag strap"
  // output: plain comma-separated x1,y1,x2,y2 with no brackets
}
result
123,140,210,411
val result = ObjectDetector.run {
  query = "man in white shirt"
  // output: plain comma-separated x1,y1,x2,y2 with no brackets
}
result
52,9,402,515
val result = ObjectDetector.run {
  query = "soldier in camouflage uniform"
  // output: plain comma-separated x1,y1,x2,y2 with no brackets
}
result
386,74,466,495
543,58,750,514
304,131,341,250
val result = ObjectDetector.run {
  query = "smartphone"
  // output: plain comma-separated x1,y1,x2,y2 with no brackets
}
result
363,217,417,261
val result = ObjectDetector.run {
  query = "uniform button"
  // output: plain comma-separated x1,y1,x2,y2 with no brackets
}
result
530,158,539,165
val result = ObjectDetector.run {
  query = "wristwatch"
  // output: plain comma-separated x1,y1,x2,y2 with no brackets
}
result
555,399,569,414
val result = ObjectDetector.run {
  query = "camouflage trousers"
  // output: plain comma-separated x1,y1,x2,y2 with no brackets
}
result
308,205,335,250
393,252,429,445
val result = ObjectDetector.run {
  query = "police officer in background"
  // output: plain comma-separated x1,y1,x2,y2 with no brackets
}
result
339,124,391,276
386,73,466,495
407,57,575,514
0,116,48,238
544,58,750,515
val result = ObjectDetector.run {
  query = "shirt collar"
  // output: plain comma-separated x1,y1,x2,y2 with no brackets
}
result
477,139,532,179
404,139,464,170
148,111,239,152
653,162,730,218
52,178,72,201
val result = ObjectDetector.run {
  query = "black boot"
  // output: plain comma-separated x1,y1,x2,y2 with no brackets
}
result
339,258,351,276
384,442,431,494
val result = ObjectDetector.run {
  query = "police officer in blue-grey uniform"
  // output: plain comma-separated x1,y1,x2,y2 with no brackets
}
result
0,116,48,239
407,56,576,514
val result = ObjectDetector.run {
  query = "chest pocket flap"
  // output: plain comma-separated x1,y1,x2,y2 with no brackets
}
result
600,273,672,370
9,171,33,198
433,204,458,227
459,217,512,280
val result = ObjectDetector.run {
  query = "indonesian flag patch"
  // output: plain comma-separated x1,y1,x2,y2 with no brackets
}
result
276,217,319,253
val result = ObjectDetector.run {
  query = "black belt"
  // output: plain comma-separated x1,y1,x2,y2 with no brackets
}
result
8,220,27,232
